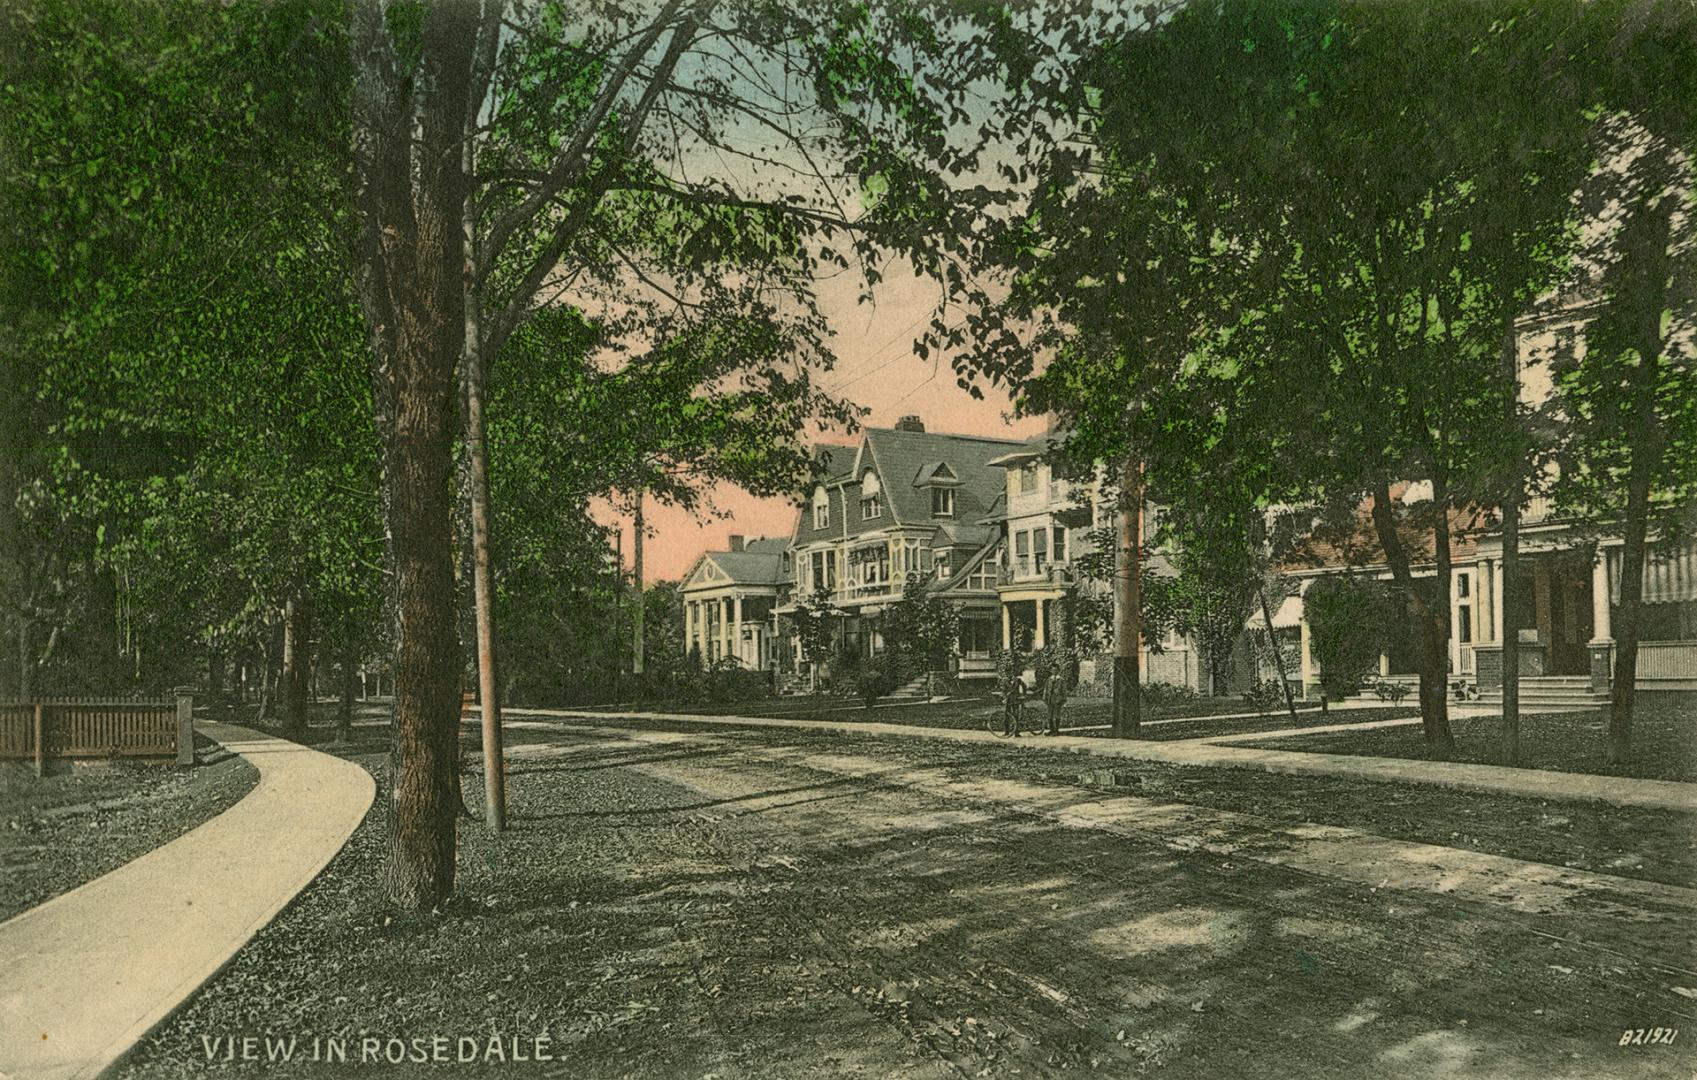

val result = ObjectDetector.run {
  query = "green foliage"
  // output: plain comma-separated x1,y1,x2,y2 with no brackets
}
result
791,585,838,676
881,577,960,684
854,659,896,709
1305,576,1394,703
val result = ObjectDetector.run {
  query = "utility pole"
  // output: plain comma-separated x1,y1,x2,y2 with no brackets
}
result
463,143,504,832
1112,455,1143,738
1498,321,1521,766
632,490,646,675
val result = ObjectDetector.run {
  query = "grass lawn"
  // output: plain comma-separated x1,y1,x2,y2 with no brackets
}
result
1239,700,1697,783
0,735,258,922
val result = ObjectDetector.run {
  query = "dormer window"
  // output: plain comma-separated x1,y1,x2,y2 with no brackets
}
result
812,486,829,529
1015,464,1037,495
917,461,959,519
860,470,883,520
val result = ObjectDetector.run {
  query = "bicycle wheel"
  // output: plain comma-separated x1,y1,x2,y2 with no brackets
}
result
986,703,1019,737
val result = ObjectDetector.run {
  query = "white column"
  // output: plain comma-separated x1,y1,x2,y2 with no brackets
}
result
1491,559,1505,644
1479,559,1496,643
1591,547,1612,642
1001,604,1011,650
1299,617,1314,700
721,598,732,661
1034,598,1047,649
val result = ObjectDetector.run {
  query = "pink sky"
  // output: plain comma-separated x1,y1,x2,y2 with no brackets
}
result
594,262,1048,582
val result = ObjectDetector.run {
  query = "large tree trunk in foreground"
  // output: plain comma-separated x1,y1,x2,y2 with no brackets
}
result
353,0,478,909
1112,457,1143,738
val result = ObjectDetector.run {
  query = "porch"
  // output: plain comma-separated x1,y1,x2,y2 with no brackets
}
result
1473,538,1697,694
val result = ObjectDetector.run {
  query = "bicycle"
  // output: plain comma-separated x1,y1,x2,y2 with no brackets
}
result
987,685,1031,738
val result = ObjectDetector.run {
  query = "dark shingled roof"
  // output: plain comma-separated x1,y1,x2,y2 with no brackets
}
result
706,538,789,585
855,427,1023,539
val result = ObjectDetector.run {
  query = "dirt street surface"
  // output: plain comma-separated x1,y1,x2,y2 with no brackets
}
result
129,722,1696,1080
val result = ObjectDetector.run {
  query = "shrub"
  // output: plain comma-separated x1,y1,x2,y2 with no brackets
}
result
1242,678,1283,713
855,660,897,709
1306,575,1394,705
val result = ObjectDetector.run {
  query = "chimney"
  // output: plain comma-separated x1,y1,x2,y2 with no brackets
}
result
728,535,745,552
895,415,925,433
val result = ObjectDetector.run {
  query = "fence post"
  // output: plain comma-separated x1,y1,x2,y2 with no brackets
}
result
33,703,45,777
175,692,195,766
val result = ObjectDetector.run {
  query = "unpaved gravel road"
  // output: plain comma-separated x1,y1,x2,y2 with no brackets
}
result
126,721,1696,1080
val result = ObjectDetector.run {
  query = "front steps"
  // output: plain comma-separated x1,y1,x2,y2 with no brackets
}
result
1477,675,1608,710
881,674,933,703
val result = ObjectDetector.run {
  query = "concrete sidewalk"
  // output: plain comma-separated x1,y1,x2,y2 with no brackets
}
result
0,723,374,1080
513,708,1697,815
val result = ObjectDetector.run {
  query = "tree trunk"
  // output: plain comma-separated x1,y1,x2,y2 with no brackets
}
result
208,642,226,724
1257,586,1298,721
17,618,31,703
1112,456,1142,737
281,593,314,736
1498,326,1522,765
337,635,357,744
352,0,478,909
1606,197,1673,767
1368,478,1455,756
463,195,505,833
1608,464,1652,765
1427,472,1455,743
632,490,645,676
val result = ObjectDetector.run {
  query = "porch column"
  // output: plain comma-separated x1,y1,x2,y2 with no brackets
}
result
686,601,696,653
1034,598,1047,649
1589,546,1613,694
1299,616,1314,700
733,595,745,667
722,598,733,661
1001,604,1011,651
1479,559,1496,644
1491,559,1505,644
1590,549,1612,641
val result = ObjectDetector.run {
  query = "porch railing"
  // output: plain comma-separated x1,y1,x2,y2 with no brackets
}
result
1635,640,1697,681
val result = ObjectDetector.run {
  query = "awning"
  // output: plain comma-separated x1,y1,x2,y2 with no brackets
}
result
1245,593,1303,631
1609,540,1697,605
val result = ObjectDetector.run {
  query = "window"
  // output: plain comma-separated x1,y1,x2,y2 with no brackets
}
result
960,619,996,658
1052,527,1067,563
861,494,883,520
1458,606,1473,644
810,550,835,590
931,487,954,516
967,558,997,591
1456,573,1470,598
1015,464,1037,494
812,486,829,529
1014,530,1031,576
1033,528,1048,572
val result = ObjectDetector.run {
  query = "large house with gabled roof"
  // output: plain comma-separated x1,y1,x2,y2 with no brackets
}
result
777,416,1014,679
